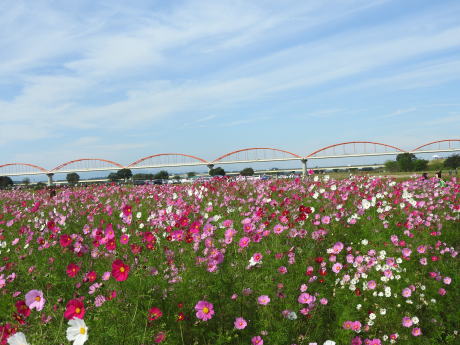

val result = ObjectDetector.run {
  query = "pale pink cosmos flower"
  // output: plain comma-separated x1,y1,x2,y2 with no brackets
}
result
443,277,451,285
234,317,247,330
320,298,328,305
332,263,343,273
102,272,111,281
298,293,315,304
25,289,45,311
402,288,412,298
257,295,270,305
367,280,377,290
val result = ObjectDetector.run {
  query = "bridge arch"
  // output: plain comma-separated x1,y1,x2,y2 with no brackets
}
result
411,139,460,152
0,163,48,173
306,141,406,158
212,148,301,163
128,153,208,167
51,158,124,172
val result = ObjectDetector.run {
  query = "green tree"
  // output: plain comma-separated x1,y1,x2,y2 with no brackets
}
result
22,177,31,185
187,172,196,178
209,167,225,176
384,160,399,172
154,170,169,180
108,172,120,182
0,176,13,188
66,172,80,185
133,173,154,180
396,153,417,171
444,154,460,169
413,159,428,171
173,175,181,181
240,167,254,176
117,169,133,180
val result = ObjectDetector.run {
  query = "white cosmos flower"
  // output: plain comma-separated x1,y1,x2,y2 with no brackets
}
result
7,332,30,345
66,318,88,345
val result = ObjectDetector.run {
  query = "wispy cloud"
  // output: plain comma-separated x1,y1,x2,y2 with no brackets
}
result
1,0,460,165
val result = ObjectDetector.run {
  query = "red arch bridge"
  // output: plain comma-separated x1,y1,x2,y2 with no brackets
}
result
1,139,459,185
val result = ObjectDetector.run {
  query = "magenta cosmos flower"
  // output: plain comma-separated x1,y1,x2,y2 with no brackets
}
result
251,335,264,345
234,317,247,330
25,289,45,311
195,300,215,321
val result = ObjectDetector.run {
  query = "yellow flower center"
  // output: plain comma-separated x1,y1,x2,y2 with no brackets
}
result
120,267,125,273
79,327,86,335
75,308,81,314
203,307,209,314
35,296,41,302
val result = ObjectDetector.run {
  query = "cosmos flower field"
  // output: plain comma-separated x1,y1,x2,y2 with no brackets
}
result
0,175,458,345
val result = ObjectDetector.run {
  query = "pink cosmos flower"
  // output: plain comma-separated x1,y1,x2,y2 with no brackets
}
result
320,298,328,305
443,277,452,285
239,237,250,248
343,321,353,330
257,295,270,305
402,316,413,327
367,280,377,290
332,263,343,273
411,328,422,336
278,266,287,274
252,336,264,345
195,300,215,321
298,293,316,304
234,317,247,330
252,253,263,262
402,288,412,298
25,290,45,311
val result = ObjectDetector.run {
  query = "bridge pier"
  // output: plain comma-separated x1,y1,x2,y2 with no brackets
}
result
207,164,214,175
46,173,54,186
301,159,308,178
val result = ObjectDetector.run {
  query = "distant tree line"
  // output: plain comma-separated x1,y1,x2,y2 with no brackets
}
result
385,153,460,172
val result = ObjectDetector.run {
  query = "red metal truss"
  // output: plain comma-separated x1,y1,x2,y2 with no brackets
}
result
51,158,124,172
411,139,460,152
127,153,208,167
306,141,406,157
0,163,48,172
212,148,301,163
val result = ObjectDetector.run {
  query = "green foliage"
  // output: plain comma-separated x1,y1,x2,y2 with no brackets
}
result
428,160,445,171
66,172,80,185
396,153,417,171
444,154,460,169
384,160,399,172
187,171,196,178
0,176,13,188
209,167,225,176
240,167,254,176
117,168,133,180
413,159,428,171
107,172,120,182
154,170,169,180
22,177,30,185
173,175,181,180
133,173,154,180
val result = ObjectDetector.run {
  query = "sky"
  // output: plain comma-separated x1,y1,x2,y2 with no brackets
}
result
1,0,460,176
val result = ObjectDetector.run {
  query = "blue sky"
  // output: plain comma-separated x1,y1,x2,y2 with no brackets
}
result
1,0,460,173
